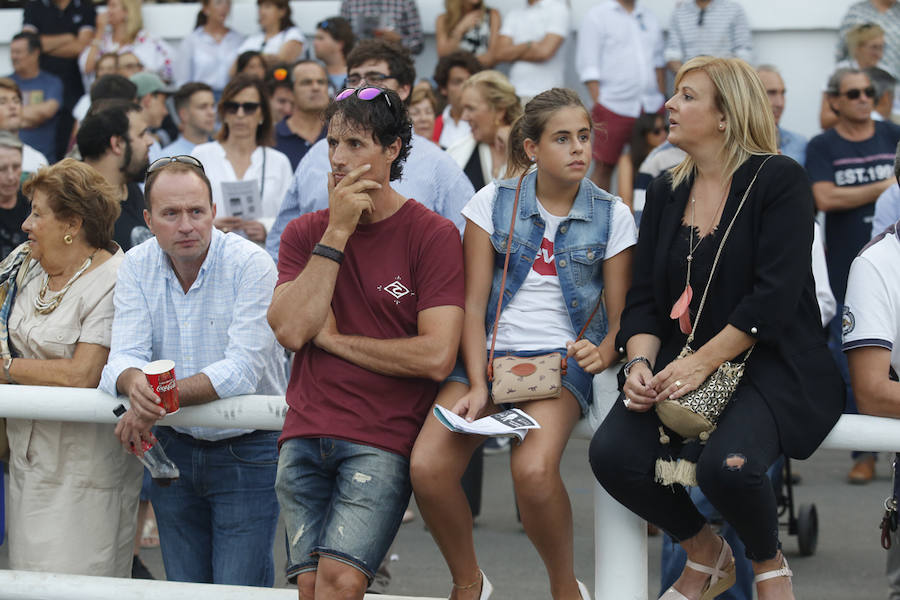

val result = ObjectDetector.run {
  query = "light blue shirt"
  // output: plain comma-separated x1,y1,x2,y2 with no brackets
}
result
161,136,203,158
778,126,807,168
874,183,900,237
265,133,473,261
100,228,286,441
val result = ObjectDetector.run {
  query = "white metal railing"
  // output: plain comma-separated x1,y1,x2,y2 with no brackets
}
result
0,570,436,600
3,375,900,599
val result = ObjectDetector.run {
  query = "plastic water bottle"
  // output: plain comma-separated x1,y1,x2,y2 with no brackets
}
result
113,404,180,486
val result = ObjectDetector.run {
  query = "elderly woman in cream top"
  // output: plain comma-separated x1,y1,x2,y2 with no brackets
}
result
1,159,142,577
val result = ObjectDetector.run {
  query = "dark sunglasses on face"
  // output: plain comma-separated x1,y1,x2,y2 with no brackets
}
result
344,72,394,87
144,155,205,184
335,86,392,107
841,87,876,100
223,101,261,114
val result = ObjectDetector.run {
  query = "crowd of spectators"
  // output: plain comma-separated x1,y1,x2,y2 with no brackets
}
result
3,1,900,599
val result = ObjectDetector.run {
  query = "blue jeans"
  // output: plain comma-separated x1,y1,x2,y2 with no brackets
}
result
275,437,411,582
149,427,280,586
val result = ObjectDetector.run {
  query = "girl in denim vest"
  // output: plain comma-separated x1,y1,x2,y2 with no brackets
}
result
411,88,636,600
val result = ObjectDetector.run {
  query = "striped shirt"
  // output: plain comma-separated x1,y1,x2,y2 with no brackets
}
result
837,1,900,79
100,229,286,441
663,0,753,64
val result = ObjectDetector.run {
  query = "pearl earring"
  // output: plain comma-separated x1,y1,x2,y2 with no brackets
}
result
530,156,536,162
719,124,725,130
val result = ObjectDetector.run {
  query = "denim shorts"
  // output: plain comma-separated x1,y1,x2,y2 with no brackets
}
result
275,437,412,583
445,348,594,416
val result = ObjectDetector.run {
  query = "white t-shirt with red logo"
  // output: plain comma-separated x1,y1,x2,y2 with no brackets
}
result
462,182,636,351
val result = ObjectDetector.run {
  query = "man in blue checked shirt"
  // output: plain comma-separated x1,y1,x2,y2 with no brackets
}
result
99,156,286,586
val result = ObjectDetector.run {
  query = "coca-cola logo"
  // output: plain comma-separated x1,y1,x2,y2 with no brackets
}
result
157,379,176,393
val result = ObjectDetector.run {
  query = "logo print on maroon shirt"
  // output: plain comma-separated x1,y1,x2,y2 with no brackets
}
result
532,238,556,276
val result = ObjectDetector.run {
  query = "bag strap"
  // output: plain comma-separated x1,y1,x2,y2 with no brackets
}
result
686,155,773,362
487,172,528,381
486,173,601,380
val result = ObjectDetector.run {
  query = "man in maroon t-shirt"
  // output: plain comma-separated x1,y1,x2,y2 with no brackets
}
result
267,86,464,600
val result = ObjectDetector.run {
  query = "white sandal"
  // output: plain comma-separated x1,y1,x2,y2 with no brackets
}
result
660,536,736,600
451,570,492,600
754,553,793,588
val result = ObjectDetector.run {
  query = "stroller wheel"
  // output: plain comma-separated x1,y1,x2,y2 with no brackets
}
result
797,503,818,556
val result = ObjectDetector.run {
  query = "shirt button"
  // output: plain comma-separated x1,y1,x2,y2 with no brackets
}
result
560,225,568,233
571,300,578,308
750,326,758,335
587,251,595,260
558,259,567,267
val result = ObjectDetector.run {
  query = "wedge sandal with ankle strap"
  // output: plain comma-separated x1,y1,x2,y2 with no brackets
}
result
754,554,793,586
660,536,736,600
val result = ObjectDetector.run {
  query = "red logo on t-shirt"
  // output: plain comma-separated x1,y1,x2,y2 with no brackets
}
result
533,238,556,276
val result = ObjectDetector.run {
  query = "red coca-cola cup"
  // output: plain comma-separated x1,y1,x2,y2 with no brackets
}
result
142,359,180,414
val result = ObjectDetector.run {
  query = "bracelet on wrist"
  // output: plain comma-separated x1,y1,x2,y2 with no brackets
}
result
623,356,651,378
311,243,344,265
3,357,16,384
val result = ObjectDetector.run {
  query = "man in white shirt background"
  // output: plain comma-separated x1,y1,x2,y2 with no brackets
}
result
493,0,570,103
576,0,665,192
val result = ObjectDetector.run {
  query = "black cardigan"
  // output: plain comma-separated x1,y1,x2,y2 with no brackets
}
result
616,154,845,459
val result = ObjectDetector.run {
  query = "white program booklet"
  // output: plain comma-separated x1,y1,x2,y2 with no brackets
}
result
433,405,541,442
220,180,261,219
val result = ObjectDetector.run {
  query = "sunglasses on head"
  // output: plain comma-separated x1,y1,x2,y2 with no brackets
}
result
841,86,876,100
335,87,392,107
223,101,261,114
144,155,205,184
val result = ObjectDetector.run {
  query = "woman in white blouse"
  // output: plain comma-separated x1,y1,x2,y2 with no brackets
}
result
234,0,305,67
191,75,292,244
174,0,245,97
80,0,175,85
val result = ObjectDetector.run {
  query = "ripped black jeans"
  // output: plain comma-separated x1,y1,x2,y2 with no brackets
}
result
589,384,782,561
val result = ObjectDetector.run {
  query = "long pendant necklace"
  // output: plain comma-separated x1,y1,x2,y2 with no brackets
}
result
670,187,729,334
33,250,98,315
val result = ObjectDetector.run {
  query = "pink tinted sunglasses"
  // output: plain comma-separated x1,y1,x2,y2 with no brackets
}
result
334,86,392,107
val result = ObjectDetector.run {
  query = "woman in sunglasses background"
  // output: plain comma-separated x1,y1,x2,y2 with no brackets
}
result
191,74,293,244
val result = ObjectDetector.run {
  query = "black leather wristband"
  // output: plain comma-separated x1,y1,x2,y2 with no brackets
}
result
312,243,344,264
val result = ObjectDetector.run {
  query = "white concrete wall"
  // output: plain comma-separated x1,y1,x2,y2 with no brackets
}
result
0,0,864,140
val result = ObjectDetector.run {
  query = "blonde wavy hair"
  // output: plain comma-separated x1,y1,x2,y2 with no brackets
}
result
846,22,885,55
460,69,522,127
442,0,475,37
120,0,144,43
669,56,777,189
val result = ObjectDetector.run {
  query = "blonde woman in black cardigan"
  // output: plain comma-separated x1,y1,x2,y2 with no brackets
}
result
589,57,844,600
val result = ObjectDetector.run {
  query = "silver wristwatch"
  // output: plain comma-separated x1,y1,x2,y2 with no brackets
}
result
3,357,14,383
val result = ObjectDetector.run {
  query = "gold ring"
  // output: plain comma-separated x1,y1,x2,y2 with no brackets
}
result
675,380,683,387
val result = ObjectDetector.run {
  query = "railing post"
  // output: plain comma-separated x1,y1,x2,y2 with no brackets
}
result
589,372,649,599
